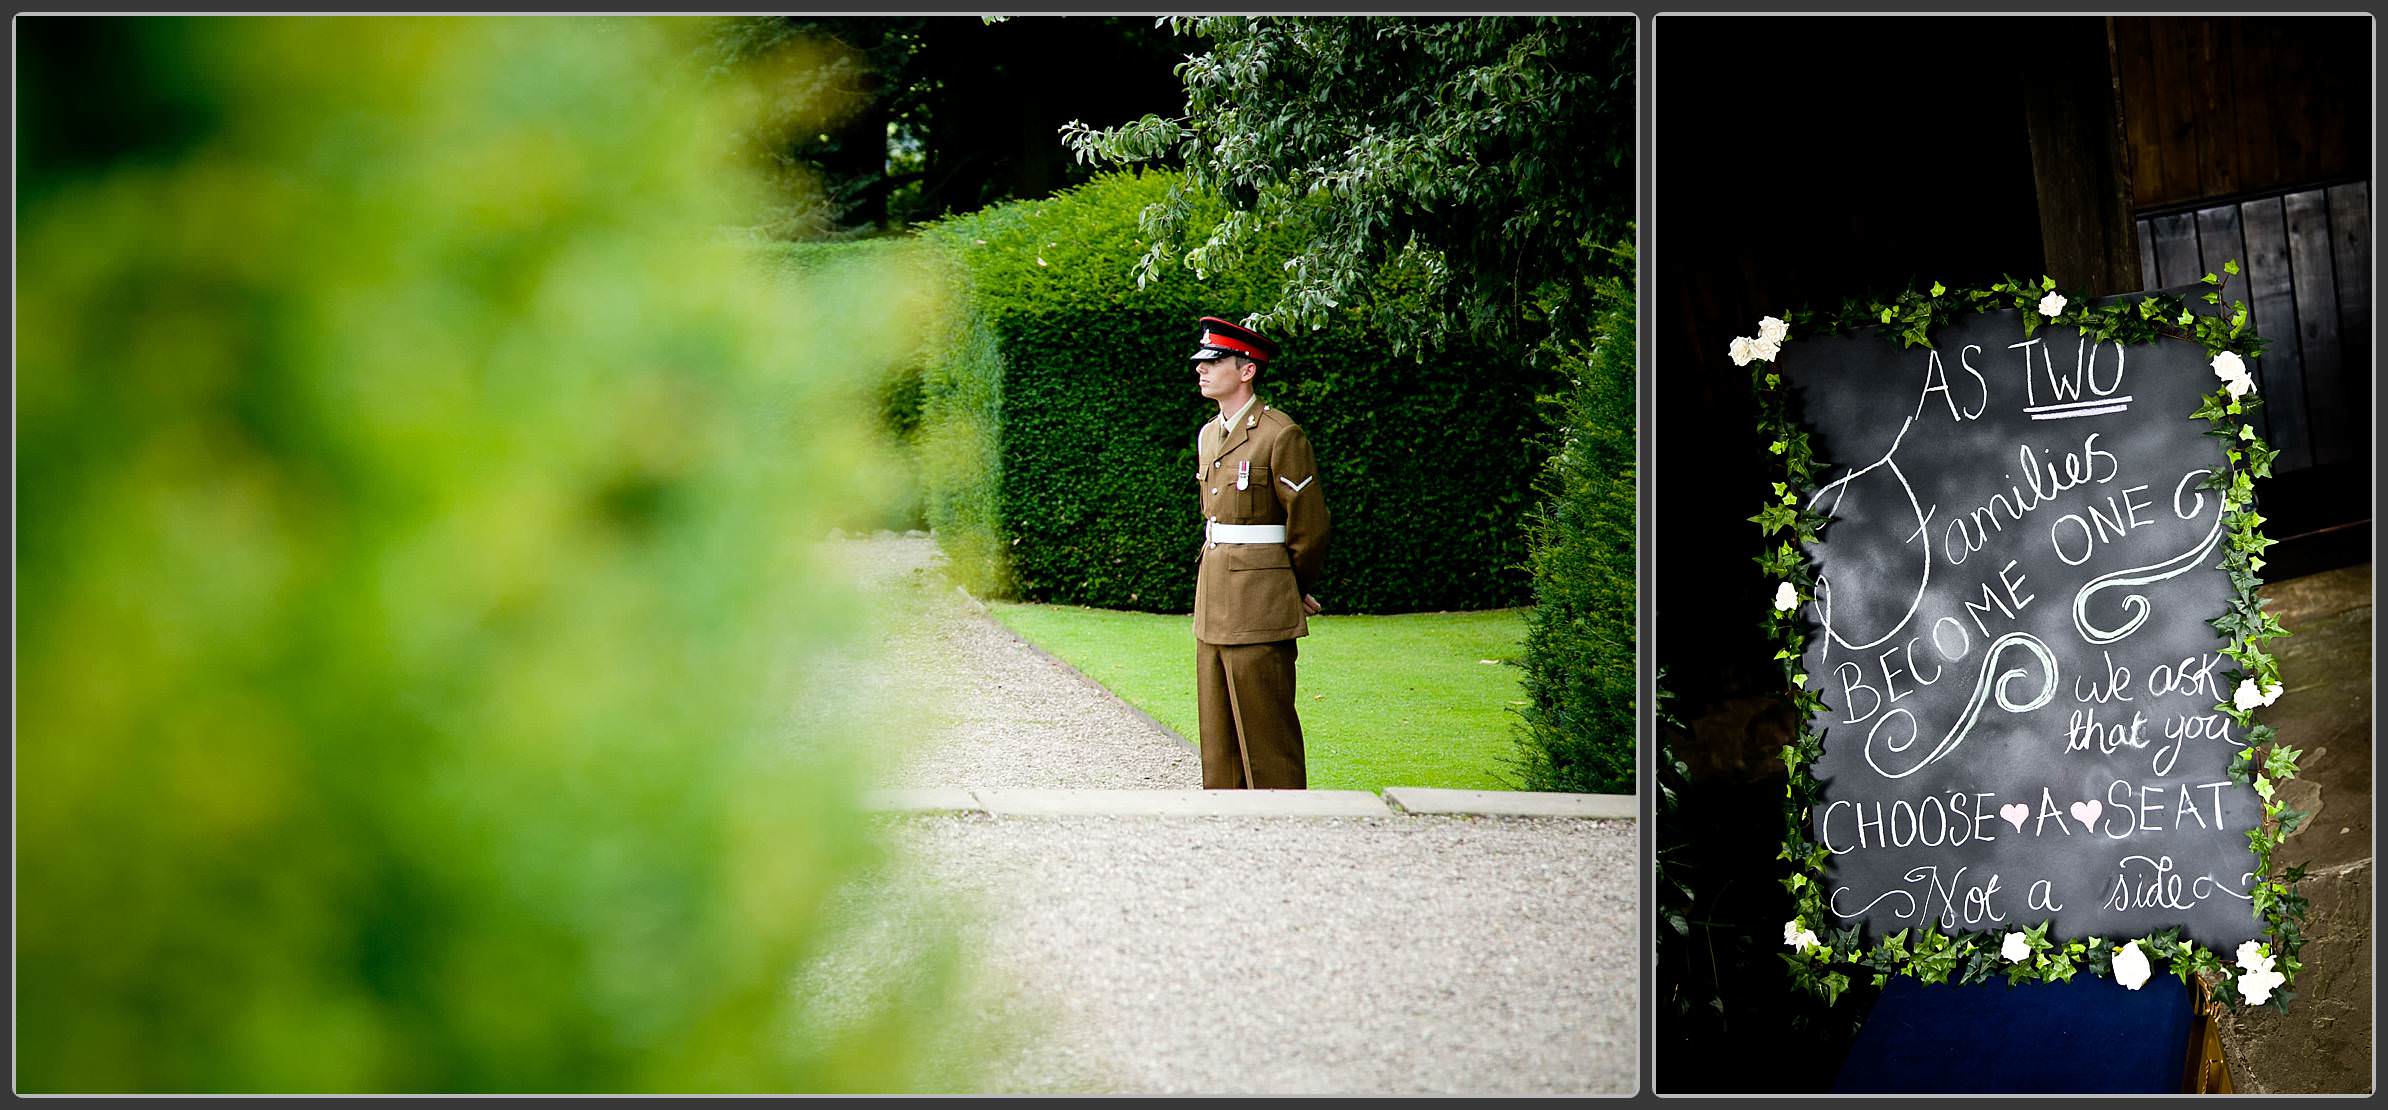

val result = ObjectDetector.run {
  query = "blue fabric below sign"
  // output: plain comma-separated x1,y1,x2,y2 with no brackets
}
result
1834,975,2192,1093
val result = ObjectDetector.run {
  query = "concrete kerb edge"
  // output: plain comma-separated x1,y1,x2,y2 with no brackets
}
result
862,787,1640,820
1382,786,1639,820
973,787,1391,818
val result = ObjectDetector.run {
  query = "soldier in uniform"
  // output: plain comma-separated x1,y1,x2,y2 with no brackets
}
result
1188,316,1330,789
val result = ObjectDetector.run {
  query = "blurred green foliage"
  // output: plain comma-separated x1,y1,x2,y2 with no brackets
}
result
759,239,941,531
1517,241,1637,795
911,168,1554,613
18,16,975,1092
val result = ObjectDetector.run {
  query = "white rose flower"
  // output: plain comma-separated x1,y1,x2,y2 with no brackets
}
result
2233,678,2286,712
2038,291,2068,317
2111,940,2152,990
1773,581,1799,612
2235,940,2276,975
1758,316,1790,345
1752,335,1783,362
1782,919,1820,952
1729,336,1758,367
2233,678,2266,713
2237,967,2287,1006
2213,350,2256,398
2001,931,2032,963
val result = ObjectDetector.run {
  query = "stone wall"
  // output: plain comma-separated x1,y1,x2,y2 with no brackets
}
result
2217,563,2373,1094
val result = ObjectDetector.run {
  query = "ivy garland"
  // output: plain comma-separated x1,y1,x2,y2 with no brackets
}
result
1747,266,2309,1012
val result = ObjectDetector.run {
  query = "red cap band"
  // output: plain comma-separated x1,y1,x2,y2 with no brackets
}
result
1199,331,1268,361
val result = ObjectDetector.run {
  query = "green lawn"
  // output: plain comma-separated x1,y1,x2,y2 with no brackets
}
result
986,602,1532,792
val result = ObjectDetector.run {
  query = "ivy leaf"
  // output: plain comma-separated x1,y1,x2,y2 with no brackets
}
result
1959,949,1996,986
2245,438,2280,478
2044,951,2078,983
2228,745,2258,785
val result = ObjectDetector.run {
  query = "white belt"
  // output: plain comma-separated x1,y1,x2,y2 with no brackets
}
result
1206,521,1287,544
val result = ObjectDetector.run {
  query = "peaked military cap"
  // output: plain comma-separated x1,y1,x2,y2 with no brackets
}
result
1189,316,1280,363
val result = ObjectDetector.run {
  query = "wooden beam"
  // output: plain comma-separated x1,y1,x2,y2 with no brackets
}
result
2025,17,2142,294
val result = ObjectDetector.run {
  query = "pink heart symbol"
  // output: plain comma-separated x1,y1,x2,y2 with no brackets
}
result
1999,803,2029,832
2069,800,2103,829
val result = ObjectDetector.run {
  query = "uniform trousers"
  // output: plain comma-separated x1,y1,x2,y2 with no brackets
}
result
1194,637,1306,789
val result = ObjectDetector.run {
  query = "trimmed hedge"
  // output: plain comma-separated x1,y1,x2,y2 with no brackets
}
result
917,169,1553,614
1516,241,1637,794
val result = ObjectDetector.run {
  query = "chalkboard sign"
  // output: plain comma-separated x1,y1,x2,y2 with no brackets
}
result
1753,280,2304,1006
1781,306,2262,950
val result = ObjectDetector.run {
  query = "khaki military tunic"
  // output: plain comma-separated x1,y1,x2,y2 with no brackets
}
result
1192,398,1329,789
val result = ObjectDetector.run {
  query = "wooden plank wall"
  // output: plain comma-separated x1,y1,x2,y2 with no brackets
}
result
2111,16,2369,210
2115,14,2370,490
2135,181,2370,475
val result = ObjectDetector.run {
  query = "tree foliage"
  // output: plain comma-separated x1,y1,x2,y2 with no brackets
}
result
700,15,1186,237
1060,16,1633,356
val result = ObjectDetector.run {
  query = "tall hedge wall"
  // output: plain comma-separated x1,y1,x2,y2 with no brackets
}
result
917,169,1552,614
1516,243,1637,795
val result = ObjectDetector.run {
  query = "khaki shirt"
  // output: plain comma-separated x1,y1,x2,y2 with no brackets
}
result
1192,401,1330,644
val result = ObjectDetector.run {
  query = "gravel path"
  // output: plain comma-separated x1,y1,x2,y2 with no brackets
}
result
828,532,1200,790
805,533,1638,1095
851,813,1638,1095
